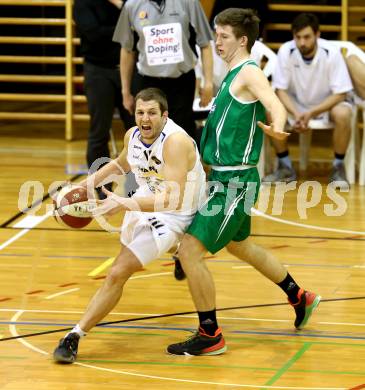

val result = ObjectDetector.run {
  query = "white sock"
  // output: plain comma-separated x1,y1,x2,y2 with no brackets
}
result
68,324,87,338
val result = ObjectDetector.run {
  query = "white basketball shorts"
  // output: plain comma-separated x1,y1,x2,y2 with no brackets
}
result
120,211,193,265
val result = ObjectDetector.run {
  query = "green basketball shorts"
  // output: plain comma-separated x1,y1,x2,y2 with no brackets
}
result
187,167,260,254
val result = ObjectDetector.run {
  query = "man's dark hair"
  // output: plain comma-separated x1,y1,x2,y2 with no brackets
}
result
291,13,320,34
214,8,260,52
135,88,168,113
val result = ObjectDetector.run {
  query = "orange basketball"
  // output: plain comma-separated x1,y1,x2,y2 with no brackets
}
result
53,185,95,229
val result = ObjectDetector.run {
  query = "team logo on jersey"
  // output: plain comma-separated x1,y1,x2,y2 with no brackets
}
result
139,167,160,176
151,156,161,165
138,167,164,193
143,150,152,160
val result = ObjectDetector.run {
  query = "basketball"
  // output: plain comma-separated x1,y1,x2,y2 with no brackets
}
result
53,185,95,229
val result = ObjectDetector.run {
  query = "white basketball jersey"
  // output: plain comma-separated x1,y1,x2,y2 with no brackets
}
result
273,38,353,108
127,118,206,216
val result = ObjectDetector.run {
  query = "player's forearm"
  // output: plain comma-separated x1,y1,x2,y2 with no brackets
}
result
121,48,136,96
80,159,125,189
265,93,288,131
271,105,287,132
132,188,183,213
130,179,186,212
200,45,214,88
309,93,346,118
276,89,299,117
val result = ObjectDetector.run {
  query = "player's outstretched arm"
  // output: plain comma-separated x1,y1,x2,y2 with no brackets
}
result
243,65,290,140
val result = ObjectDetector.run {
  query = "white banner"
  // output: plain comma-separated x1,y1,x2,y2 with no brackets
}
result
143,23,184,66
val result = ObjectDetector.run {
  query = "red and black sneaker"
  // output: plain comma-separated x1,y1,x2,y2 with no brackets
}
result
167,327,227,356
289,289,321,330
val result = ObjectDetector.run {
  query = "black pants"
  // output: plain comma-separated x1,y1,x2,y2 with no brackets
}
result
134,69,197,140
83,61,135,169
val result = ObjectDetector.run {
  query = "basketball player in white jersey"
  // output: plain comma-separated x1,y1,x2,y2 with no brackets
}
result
53,87,206,363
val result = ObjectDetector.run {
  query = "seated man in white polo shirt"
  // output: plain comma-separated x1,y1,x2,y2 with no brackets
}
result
263,13,353,186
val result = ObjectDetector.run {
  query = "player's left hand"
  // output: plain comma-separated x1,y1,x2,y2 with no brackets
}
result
298,111,313,128
92,187,127,217
257,121,291,140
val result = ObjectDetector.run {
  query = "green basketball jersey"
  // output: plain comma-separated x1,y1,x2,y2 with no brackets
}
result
200,59,266,166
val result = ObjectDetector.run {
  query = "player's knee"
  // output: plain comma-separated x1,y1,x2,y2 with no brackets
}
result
179,234,205,264
107,261,139,285
332,106,351,126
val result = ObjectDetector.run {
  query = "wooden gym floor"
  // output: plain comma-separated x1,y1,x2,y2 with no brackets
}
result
0,123,364,390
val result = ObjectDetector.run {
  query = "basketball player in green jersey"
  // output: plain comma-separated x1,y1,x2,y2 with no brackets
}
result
167,8,321,356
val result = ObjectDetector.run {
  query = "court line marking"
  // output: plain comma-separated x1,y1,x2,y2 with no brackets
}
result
0,212,52,251
233,264,365,270
0,147,84,156
45,288,80,300
2,298,365,342
46,273,171,300
68,358,365,377
0,229,31,251
88,257,115,276
263,342,312,387
4,320,365,341
89,258,171,278
251,208,365,235
8,310,346,390
9,311,48,356
320,321,365,327
130,272,171,280
13,214,51,229
232,330,365,341
74,361,346,390
1,308,364,327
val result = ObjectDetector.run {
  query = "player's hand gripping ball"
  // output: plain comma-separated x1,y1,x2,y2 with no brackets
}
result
53,185,95,228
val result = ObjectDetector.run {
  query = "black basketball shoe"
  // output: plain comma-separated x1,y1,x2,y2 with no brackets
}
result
289,289,321,329
167,327,226,356
173,255,186,281
53,332,80,363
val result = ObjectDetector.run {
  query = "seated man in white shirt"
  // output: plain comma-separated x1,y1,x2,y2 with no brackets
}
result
263,13,353,186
